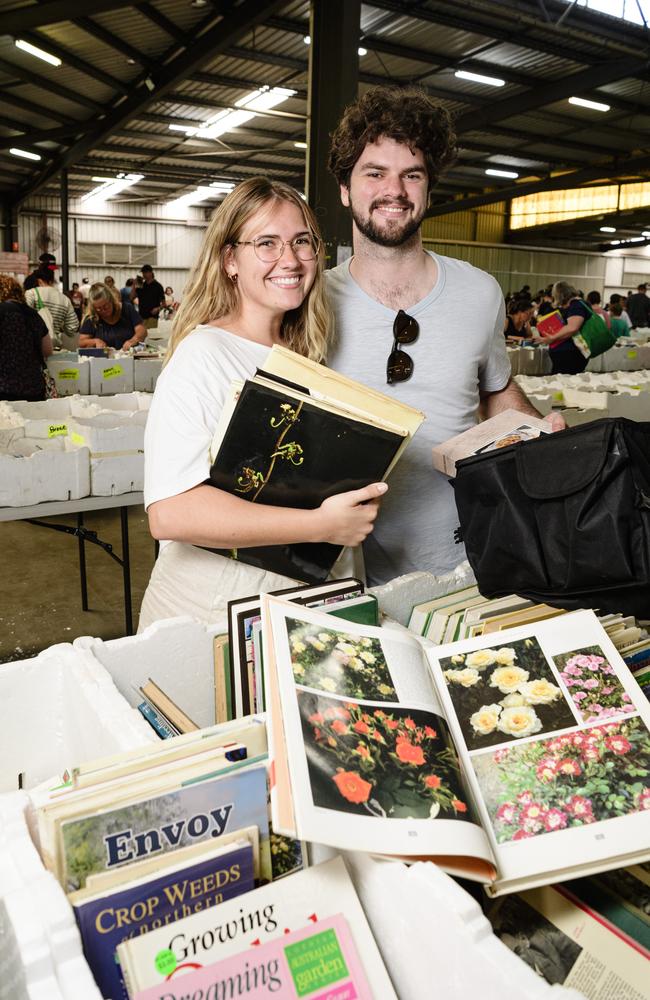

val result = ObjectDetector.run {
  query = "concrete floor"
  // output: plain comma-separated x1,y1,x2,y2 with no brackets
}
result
1,505,156,663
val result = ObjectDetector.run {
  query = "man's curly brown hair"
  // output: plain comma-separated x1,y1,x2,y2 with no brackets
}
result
328,86,457,195
0,274,25,304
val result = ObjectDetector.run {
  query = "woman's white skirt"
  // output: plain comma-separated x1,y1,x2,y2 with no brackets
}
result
138,543,362,633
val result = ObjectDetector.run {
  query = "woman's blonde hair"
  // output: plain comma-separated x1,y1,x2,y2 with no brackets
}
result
166,178,331,363
85,282,121,324
552,281,578,307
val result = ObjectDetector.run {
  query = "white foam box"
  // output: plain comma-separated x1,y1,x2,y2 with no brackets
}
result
562,407,606,428
46,356,90,396
70,391,151,416
9,398,73,441
66,413,144,495
561,387,609,411
608,389,650,421
88,355,134,395
0,442,90,506
133,355,163,391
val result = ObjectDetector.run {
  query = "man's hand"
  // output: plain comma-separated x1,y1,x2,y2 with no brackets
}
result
544,412,566,432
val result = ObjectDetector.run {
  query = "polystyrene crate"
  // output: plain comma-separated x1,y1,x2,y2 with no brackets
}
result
88,356,134,395
65,413,144,495
0,444,90,506
69,391,151,417
9,398,73,441
46,357,90,397
133,356,163,391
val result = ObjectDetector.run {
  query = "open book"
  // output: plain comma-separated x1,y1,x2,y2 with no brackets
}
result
262,597,650,896
207,344,424,583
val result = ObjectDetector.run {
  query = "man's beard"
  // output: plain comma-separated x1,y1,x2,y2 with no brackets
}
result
349,197,425,248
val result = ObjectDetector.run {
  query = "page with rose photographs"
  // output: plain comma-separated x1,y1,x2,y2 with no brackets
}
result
424,609,650,897
262,595,497,882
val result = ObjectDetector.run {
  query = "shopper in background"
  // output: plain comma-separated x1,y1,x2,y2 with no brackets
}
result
626,283,650,329
67,281,84,321
139,177,384,630
0,274,52,401
120,277,135,307
536,287,555,318
79,282,146,350
134,265,165,330
162,286,178,318
79,277,92,306
608,302,630,339
104,275,116,290
504,297,534,341
608,293,632,331
534,281,588,375
585,290,611,329
24,267,79,349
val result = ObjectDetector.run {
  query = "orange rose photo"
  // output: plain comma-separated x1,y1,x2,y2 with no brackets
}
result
297,690,474,821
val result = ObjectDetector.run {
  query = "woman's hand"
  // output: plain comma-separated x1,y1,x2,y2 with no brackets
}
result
315,482,388,546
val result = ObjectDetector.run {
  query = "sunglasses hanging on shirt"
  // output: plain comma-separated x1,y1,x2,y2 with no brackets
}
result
387,309,419,384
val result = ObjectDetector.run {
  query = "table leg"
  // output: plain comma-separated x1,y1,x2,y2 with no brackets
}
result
120,506,133,635
77,511,89,611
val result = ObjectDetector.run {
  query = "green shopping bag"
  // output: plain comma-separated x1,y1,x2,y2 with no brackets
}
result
572,301,617,358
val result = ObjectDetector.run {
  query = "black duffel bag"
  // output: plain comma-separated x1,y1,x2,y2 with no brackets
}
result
452,417,650,619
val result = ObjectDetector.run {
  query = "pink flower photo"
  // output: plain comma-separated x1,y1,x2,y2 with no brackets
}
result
553,645,632,723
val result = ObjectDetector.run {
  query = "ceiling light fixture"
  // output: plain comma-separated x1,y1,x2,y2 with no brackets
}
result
15,39,61,66
629,236,645,242
303,35,310,44
642,231,650,238
294,141,307,149
166,185,218,210
568,96,610,112
600,226,616,233
81,172,144,204
485,168,519,178
189,86,297,141
10,147,41,161
455,69,505,87
358,47,368,55
610,240,621,245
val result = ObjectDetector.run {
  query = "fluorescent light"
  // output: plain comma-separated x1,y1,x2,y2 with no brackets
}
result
642,231,650,238
569,96,610,112
600,226,616,233
168,123,198,134
194,87,296,141
166,186,217,210
610,240,621,245
10,147,41,161
294,141,307,149
629,236,645,242
358,46,367,56
303,35,311,44
455,69,505,87
15,39,61,66
91,176,117,182
209,182,235,193
486,168,519,178
81,172,144,204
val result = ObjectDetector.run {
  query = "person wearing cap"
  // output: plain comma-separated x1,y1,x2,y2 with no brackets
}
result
626,283,650,329
25,267,79,349
134,265,165,329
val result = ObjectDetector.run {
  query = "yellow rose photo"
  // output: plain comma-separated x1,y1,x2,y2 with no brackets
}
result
286,618,397,701
439,637,576,751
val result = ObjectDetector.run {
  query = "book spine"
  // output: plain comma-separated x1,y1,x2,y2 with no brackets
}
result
136,700,178,739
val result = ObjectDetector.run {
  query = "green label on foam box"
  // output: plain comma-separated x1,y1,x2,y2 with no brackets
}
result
47,423,67,438
70,432,85,446
58,368,79,380
102,365,123,379
627,350,638,359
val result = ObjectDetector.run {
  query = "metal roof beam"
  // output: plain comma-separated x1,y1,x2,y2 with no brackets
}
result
19,30,131,95
454,56,647,132
74,16,157,71
0,91,78,126
0,126,86,150
3,0,136,33
15,0,289,203
135,110,304,144
426,152,650,217
136,2,179,39
0,56,105,112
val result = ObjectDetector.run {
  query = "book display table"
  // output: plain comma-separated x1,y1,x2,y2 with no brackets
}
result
0,607,580,1000
0,493,144,635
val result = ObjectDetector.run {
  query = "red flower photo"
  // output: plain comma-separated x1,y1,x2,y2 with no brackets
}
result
298,691,475,821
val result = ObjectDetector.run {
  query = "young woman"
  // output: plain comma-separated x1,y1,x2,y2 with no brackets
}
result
79,282,147,350
139,178,386,631
0,274,52,401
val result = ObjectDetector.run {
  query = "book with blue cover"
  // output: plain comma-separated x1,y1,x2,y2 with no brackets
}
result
73,837,255,1000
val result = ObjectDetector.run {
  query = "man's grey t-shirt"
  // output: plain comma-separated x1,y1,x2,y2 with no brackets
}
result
326,251,510,584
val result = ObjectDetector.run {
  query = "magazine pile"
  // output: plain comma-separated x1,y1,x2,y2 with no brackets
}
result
262,595,650,896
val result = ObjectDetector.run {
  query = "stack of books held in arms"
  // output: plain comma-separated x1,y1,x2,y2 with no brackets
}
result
207,344,424,584
25,710,397,999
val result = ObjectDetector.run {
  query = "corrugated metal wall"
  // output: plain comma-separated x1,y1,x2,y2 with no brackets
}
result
422,203,506,244
17,196,207,293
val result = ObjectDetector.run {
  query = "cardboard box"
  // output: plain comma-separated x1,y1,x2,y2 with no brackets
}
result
432,408,550,477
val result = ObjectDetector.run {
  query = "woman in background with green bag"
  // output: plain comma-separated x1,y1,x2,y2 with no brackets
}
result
534,280,609,375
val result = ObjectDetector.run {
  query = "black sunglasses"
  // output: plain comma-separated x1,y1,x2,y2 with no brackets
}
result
387,310,419,384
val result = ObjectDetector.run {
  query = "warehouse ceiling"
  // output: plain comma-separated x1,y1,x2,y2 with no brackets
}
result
1,0,650,249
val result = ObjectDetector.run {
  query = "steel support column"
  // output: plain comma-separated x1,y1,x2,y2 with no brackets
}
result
60,168,69,291
306,0,360,264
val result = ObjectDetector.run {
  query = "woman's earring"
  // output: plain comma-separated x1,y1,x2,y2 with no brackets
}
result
229,272,238,284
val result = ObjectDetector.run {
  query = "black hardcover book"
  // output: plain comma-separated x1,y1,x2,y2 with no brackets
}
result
207,379,404,583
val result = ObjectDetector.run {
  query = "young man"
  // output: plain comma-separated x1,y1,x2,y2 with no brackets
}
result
326,86,561,584
625,283,650,329
134,264,165,329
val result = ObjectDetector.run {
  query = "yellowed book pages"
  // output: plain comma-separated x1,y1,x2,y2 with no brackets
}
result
141,678,199,733
213,634,230,724
482,604,566,634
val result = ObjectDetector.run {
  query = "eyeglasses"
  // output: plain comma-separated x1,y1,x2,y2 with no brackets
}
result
232,234,321,263
387,310,419,384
